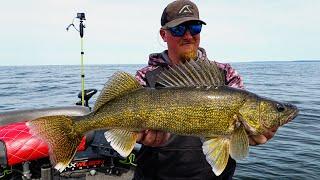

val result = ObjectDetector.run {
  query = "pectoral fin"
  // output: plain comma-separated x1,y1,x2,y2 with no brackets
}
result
230,125,249,160
104,129,138,157
202,137,230,176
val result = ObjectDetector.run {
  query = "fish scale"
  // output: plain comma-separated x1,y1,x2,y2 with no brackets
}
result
76,86,245,137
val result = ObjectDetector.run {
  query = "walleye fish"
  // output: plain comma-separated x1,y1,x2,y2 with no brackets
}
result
27,60,298,175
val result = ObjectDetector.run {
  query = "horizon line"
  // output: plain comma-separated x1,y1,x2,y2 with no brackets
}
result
0,59,319,67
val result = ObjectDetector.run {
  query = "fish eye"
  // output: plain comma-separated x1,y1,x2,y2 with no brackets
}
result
276,104,285,112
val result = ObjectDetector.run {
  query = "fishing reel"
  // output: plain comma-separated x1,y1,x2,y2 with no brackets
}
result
76,89,97,108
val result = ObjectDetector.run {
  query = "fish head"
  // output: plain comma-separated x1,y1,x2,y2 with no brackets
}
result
259,98,298,130
239,95,299,134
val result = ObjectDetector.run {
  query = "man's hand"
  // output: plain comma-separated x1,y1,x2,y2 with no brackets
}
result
137,130,171,147
249,127,278,146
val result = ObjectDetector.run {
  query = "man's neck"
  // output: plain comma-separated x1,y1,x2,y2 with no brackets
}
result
167,49,181,65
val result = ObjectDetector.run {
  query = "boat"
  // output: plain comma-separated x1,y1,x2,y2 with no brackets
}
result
0,89,138,179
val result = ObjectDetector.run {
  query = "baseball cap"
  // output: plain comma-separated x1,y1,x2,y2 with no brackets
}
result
161,0,206,29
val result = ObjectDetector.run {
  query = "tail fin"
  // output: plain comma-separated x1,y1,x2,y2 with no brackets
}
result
26,115,82,172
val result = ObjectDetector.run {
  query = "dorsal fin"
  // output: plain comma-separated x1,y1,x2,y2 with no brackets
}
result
93,71,142,112
156,60,225,87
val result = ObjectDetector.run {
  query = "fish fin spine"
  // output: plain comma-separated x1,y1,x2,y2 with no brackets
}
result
104,129,138,157
202,137,230,176
156,60,225,88
230,124,249,160
93,71,142,112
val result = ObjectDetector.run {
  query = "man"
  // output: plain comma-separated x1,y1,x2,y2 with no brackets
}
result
134,0,278,179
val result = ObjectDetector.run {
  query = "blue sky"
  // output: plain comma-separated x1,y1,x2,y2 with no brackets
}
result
0,0,319,66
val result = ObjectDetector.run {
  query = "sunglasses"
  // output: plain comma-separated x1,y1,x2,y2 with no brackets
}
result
168,23,202,37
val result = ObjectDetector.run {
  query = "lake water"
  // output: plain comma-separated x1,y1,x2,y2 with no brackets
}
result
0,61,319,179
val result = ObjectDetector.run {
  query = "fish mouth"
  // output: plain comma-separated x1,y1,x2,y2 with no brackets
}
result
282,105,299,125
287,109,299,123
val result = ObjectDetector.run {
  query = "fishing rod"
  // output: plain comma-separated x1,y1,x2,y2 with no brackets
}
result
66,13,86,106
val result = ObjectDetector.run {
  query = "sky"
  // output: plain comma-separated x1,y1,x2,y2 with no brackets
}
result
0,0,319,66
